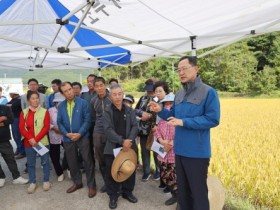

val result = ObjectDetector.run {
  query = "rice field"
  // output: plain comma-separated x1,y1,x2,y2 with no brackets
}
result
209,99,280,209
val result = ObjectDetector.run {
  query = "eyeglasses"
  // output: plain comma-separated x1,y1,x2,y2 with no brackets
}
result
176,66,193,73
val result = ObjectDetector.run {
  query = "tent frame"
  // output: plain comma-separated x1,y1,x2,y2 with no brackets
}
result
1,1,280,70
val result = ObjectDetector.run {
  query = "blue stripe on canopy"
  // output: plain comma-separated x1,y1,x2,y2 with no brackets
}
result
48,0,131,67
0,0,16,15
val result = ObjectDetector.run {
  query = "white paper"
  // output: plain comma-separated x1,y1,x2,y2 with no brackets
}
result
33,142,49,156
151,141,167,158
113,147,122,157
153,96,159,102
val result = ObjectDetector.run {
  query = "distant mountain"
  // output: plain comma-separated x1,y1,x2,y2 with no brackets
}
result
0,69,96,85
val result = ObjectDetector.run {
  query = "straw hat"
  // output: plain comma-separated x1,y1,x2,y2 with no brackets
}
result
111,149,137,182
208,175,225,210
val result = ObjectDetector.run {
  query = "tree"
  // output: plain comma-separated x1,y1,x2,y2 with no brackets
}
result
198,41,256,93
247,32,280,70
248,68,277,94
144,58,181,92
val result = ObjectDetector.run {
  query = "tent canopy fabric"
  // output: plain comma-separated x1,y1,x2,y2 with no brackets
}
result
0,0,280,70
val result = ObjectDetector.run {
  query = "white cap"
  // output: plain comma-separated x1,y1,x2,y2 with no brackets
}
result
9,87,20,94
53,92,65,102
160,93,175,103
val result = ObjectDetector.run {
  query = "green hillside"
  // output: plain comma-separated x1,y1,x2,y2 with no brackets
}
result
0,69,96,86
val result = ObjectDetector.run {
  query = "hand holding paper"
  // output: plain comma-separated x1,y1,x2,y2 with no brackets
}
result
151,140,167,158
113,147,122,157
33,142,49,156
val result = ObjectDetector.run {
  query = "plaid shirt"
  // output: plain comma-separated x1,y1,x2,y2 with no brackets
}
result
154,118,175,163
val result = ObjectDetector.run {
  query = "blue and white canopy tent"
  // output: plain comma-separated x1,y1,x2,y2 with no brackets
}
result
0,0,280,71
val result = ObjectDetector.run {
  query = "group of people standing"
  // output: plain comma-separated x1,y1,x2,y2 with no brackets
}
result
0,55,220,210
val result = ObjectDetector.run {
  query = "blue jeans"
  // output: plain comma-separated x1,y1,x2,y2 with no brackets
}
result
11,118,25,155
25,145,50,183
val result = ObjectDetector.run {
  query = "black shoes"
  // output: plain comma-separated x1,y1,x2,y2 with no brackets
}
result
122,193,138,203
158,183,166,188
100,185,107,193
109,198,118,209
165,189,177,206
109,193,137,209
163,186,170,193
165,196,177,206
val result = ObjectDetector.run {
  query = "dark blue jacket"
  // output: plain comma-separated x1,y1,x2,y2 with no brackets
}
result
57,97,91,142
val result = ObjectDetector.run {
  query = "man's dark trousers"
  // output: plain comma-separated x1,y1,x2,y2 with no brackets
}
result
104,154,136,200
176,155,210,210
0,142,20,179
64,136,96,187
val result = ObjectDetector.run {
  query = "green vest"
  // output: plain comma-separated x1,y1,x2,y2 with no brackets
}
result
23,107,49,146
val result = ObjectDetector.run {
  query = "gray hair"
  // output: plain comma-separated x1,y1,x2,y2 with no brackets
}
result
110,84,124,94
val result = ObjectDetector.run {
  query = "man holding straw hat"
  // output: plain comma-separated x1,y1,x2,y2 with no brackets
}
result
103,84,138,209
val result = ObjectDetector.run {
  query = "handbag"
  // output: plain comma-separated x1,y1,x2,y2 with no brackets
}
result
145,131,154,150
145,110,157,150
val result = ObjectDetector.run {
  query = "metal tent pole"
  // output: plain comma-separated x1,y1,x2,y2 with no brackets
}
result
64,1,95,49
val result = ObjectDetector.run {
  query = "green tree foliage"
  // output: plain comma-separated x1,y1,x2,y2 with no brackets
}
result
198,42,257,93
3,33,280,96
247,32,279,70
248,68,277,94
141,58,181,92
247,32,280,89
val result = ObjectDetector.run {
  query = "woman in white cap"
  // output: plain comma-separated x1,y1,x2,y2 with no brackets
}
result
48,92,65,182
153,93,177,206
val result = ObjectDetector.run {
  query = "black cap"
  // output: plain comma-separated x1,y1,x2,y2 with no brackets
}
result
123,95,135,104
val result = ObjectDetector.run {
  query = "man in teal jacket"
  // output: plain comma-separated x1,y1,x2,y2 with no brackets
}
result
57,82,96,198
149,56,220,210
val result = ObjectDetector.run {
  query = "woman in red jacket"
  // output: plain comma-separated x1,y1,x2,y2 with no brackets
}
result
19,90,50,194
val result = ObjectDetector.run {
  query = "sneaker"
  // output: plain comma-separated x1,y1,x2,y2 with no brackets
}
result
158,183,166,188
15,154,26,159
153,173,160,181
13,176,29,185
57,174,64,182
0,179,5,187
163,186,170,193
141,173,151,182
43,182,51,191
27,183,37,194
